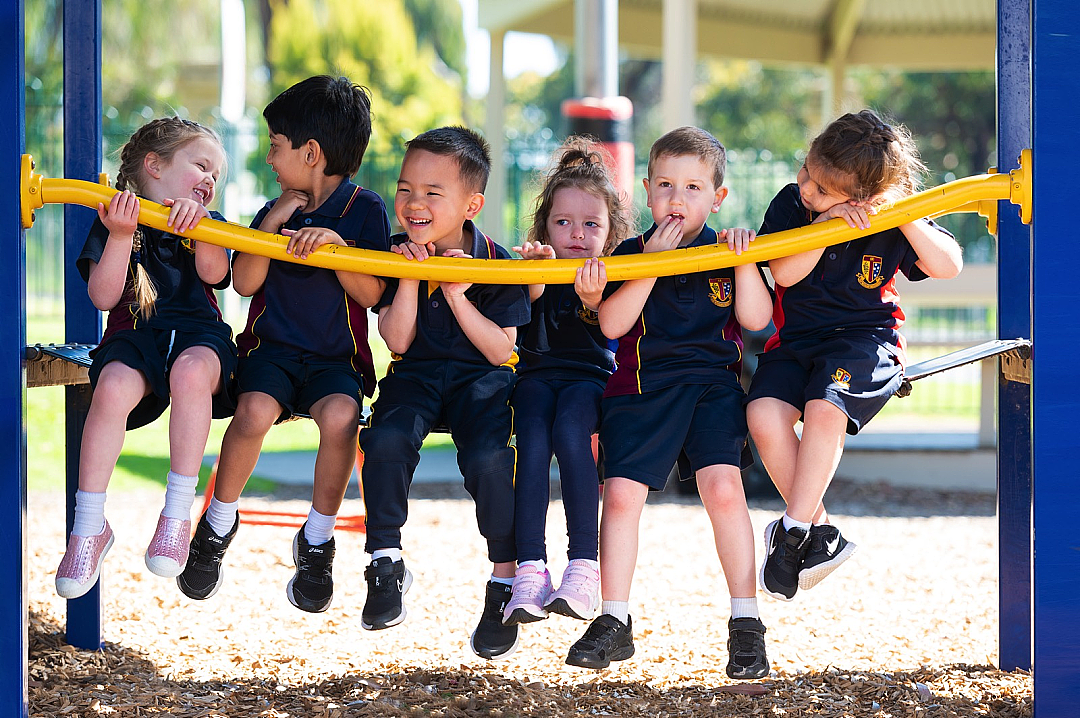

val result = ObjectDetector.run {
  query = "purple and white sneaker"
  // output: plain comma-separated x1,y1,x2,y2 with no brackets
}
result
501,564,553,625
144,513,191,578
55,521,115,599
546,559,600,620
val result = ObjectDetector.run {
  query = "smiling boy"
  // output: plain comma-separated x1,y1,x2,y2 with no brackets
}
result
563,127,775,680
177,75,392,613
358,126,531,660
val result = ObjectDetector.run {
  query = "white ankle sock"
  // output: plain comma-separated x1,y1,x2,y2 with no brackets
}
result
162,471,199,520
782,513,811,533
205,496,238,537
303,507,337,545
490,574,514,587
372,548,402,563
602,600,629,624
72,490,106,537
730,597,759,619
519,559,545,573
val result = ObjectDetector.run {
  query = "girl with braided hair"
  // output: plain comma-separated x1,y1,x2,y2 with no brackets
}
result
501,137,631,632
748,109,964,604
55,117,237,599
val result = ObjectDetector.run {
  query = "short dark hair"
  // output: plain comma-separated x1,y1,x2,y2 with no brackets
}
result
263,75,372,177
648,126,726,189
403,126,491,193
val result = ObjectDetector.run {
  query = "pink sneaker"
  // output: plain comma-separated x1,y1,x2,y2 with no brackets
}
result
501,564,553,626
546,559,600,620
55,521,115,599
144,514,191,578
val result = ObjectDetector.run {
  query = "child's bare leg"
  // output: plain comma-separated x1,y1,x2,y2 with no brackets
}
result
308,393,360,515
167,346,222,476
79,362,150,492
696,465,755,598
746,397,828,524
213,392,281,503
597,477,649,602
786,399,847,524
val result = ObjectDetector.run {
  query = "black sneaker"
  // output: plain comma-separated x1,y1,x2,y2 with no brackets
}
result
286,525,335,613
361,556,413,630
726,616,770,679
176,512,239,600
565,614,635,669
758,518,810,601
470,581,519,660
799,524,858,590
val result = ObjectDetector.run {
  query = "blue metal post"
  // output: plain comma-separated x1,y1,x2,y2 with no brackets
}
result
63,0,104,650
1032,0,1080,712
995,0,1032,673
1,1,29,714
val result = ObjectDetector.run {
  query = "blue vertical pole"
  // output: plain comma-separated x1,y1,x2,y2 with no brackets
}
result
1032,0,1080,713
1,0,29,714
995,0,1032,673
63,0,104,650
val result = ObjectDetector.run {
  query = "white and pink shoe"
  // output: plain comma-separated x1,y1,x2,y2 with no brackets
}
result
501,564,552,625
546,559,600,620
55,521,115,599
144,514,191,578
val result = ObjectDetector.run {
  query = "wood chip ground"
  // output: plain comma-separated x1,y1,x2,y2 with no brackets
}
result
27,481,1032,716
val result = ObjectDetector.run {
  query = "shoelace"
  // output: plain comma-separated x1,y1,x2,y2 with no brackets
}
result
561,565,596,590
729,628,764,655
515,572,549,599
298,551,332,585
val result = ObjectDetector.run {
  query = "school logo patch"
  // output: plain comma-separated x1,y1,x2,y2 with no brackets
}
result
857,254,884,289
708,277,733,307
832,368,852,389
577,304,600,325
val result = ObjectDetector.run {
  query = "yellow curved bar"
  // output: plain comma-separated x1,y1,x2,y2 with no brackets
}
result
20,152,1032,284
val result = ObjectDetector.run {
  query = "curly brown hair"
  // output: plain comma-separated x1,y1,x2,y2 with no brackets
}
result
808,109,927,204
526,136,632,256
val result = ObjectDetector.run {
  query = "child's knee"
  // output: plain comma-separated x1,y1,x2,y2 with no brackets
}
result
696,468,746,512
229,395,280,436
459,444,515,481
359,423,416,460
169,350,219,394
313,396,360,441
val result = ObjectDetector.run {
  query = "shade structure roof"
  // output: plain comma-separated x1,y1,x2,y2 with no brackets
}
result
477,0,995,70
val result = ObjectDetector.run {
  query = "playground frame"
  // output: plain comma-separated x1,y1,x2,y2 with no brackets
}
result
2,1,1078,716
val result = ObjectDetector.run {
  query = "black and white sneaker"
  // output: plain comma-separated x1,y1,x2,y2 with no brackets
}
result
798,524,858,590
470,581,519,660
176,512,239,600
361,556,413,630
758,518,810,601
726,616,770,679
565,614,635,669
286,525,335,613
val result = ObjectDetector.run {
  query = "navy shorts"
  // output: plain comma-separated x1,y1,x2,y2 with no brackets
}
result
89,326,237,430
745,333,904,435
600,375,750,491
237,346,363,423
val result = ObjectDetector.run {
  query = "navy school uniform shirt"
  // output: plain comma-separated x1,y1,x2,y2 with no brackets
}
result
518,283,617,385
236,179,391,395
77,211,231,344
603,224,743,398
375,220,531,367
759,183,946,356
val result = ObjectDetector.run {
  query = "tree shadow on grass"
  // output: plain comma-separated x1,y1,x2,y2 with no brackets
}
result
29,610,1030,718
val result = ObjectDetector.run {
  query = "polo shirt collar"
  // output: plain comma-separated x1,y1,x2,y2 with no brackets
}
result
462,220,495,258
305,178,360,218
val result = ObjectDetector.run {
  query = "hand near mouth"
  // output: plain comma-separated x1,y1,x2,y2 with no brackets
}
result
644,214,684,254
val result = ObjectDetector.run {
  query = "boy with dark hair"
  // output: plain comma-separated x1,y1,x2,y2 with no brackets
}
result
177,75,392,613
564,126,774,679
358,126,531,660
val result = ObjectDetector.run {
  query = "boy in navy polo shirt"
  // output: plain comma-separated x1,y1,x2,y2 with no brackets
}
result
177,75,392,612
747,110,963,605
358,126,531,660
564,127,774,680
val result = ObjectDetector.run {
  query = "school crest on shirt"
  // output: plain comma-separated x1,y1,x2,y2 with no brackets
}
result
832,367,852,389
708,277,733,307
857,254,884,289
577,304,600,325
